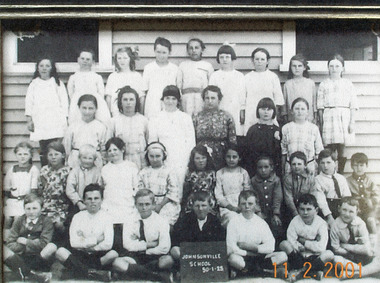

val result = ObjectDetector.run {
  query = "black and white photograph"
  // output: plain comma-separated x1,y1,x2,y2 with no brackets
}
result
1,5,380,282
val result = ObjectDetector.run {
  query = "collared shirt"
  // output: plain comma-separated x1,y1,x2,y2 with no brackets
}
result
197,217,208,231
26,218,39,225
123,211,170,256
315,172,351,217
69,209,113,252
346,174,379,207
251,173,283,216
330,216,370,255
287,215,328,258
284,172,316,217
226,213,275,256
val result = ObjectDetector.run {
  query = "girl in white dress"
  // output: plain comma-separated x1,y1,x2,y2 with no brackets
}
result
25,58,69,165
67,49,111,126
105,46,144,117
141,37,178,119
210,44,245,137
109,86,148,169
244,47,285,134
64,94,108,169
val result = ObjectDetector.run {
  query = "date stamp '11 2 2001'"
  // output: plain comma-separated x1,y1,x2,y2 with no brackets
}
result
273,262,362,279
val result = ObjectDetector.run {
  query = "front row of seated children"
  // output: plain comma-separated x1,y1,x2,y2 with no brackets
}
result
5,186,379,282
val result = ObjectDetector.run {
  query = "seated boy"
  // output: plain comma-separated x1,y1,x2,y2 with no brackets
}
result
56,183,118,282
331,197,376,277
227,190,287,277
346,152,379,253
170,191,225,268
66,144,102,212
112,189,173,282
4,193,56,283
279,193,334,280
314,149,351,227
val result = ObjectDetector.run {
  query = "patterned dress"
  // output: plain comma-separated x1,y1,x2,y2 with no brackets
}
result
39,165,71,224
138,165,181,225
182,170,217,214
193,109,237,170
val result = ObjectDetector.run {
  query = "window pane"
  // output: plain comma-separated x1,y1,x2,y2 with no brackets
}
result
3,19,98,63
296,20,378,61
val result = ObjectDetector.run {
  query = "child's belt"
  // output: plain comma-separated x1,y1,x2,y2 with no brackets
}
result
182,87,202,94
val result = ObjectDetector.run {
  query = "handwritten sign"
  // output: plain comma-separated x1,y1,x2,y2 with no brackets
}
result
180,241,228,282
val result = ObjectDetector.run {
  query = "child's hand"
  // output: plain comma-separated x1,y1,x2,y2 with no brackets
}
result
363,199,373,210
348,122,355,134
77,202,87,211
147,240,158,248
272,215,282,226
96,233,105,244
27,120,34,132
274,131,281,141
298,236,307,245
17,237,28,245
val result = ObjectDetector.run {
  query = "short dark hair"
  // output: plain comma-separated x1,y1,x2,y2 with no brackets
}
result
154,37,172,52
201,85,223,101
192,191,212,204
297,193,318,208
105,137,125,151
291,97,309,111
187,38,206,51
78,48,96,60
216,45,237,63
24,193,43,207
256,155,274,167
188,145,215,172
238,190,257,205
351,152,368,166
135,188,155,204
117,85,140,113
83,183,104,199
251,47,270,61
318,149,336,163
225,143,241,158
289,151,307,165
77,94,98,108
256,97,276,119
340,196,360,209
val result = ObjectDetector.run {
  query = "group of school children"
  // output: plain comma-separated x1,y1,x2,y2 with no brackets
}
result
3,35,380,282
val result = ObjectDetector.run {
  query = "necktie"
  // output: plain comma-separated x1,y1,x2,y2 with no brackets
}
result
332,175,341,198
27,221,34,230
139,220,146,242
347,223,356,244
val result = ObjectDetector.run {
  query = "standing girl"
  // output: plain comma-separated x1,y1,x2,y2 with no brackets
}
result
283,54,316,123
215,144,252,227
138,142,181,226
4,142,39,234
67,49,111,126
209,44,245,138
109,86,148,169
101,137,139,224
245,97,282,177
244,47,284,133
317,54,358,173
105,47,143,117
39,141,71,246
182,145,217,215
281,97,324,176
141,37,178,118
64,94,108,169
25,58,68,166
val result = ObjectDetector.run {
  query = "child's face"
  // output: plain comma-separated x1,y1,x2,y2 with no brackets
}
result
290,157,306,175
194,152,207,171
219,53,233,70
84,190,102,215
37,59,52,79
290,60,306,78
328,59,344,77
292,101,308,121
47,148,64,168
298,202,318,224
257,159,273,179
204,91,220,110
116,52,131,71
319,156,336,175
154,44,170,64
78,51,94,69
79,153,96,169
239,196,256,217
107,144,124,163
79,101,97,122
225,149,240,168
339,202,358,224
25,201,42,220
187,40,203,61
15,147,32,167
258,107,274,122
121,92,137,114
193,199,210,220
148,148,164,168
252,51,268,72
136,195,154,219
163,96,178,112
352,161,367,176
